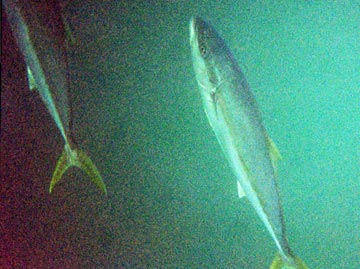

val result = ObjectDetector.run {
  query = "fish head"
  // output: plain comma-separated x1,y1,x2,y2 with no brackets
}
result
189,16,226,96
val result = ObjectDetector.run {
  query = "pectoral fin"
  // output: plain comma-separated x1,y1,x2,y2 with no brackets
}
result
49,146,107,194
237,181,245,198
27,66,36,91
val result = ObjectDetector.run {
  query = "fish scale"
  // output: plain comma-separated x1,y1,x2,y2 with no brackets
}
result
190,16,309,269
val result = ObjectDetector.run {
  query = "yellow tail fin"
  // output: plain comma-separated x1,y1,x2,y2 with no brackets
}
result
49,146,107,194
270,253,309,269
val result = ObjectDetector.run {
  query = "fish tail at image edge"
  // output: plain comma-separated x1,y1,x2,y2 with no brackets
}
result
189,16,311,269
270,253,309,269
49,146,107,194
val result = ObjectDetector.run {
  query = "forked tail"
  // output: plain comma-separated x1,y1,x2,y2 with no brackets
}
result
49,146,107,194
270,253,309,269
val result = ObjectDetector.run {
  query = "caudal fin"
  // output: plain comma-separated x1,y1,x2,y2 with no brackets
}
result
49,146,107,194
270,253,309,269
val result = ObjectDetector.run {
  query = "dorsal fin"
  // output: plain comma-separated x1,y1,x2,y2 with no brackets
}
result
265,134,282,174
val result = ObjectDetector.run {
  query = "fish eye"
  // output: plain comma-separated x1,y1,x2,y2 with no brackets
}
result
199,45,208,58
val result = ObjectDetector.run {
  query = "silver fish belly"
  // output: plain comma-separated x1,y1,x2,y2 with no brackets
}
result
190,16,291,260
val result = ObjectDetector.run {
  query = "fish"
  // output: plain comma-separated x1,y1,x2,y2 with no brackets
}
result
3,0,107,195
189,16,308,268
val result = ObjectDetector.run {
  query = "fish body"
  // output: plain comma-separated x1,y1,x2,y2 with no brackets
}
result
190,17,308,268
3,0,106,194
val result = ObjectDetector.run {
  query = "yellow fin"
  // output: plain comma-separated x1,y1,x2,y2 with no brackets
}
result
26,66,36,91
63,17,76,46
270,253,309,269
266,134,282,173
49,146,107,194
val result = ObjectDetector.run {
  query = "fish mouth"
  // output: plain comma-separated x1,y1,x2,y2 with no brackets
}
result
189,16,205,43
189,17,196,45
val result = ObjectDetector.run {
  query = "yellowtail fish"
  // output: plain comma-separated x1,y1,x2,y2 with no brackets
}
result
189,16,308,268
3,0,106,194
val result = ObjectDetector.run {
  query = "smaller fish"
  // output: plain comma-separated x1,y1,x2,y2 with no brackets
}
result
3,0,107,194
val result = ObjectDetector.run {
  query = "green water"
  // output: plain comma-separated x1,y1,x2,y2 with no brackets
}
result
68,1,359,268
3,1,359,268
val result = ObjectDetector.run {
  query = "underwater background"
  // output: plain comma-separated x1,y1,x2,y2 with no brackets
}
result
1,0,359,268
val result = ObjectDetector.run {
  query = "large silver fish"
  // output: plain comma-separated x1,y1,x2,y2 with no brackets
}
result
190,17,308,268
3,0,106,194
